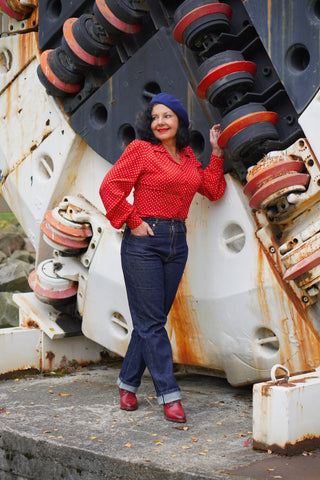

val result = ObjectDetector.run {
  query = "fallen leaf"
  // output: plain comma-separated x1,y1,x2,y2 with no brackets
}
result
182,446,190,450
98,440,104,443
43,431,51,434
49,390,54,394
267,469,275,472
273,477,282,479
96,419,101,422
199,452,206,455
238,433,247,437
54,415,60,418
125,443,131,448
30,402,35,405
90,437,97,440
207,439,213,442
267,449,273,455
191,437,198,442
152,434,157,437
57,436,63,439
145,459,151,462
58,393,71,397
216,422,222,425
171,454,177,458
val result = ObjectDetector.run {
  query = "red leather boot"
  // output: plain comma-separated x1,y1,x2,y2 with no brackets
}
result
119,388,138,411
163,400,186,423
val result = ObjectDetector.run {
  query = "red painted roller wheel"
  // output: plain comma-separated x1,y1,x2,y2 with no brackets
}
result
41,221,90,250
243,158,305,197
45,209,92,239
63,18,109,67
197,60,256,109
38,50,82,95
93,0,142,36
283,250,320,282
248,172,310,210
218,111,279,149
0,0,30,19
173,1,232,49
28,260,78,305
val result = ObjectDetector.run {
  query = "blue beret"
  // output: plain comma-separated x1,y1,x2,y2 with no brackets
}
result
150,93,189,126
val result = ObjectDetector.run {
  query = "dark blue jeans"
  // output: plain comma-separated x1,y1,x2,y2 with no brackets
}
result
117,217,188,405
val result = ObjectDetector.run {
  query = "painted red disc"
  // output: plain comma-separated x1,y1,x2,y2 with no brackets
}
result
218,111,279,149
0,0,25,20
173,3,232,44
249,173,310,209
41,221,90,249
283,250,320,281
197,61,257,99
243,160,305,197
45,210,92,238
28,270,78,299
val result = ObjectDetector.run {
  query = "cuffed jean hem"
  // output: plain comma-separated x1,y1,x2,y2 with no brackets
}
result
117,378,138,394
157,390,182,405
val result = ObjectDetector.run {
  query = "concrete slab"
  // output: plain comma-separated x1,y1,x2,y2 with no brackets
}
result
0,364,317,479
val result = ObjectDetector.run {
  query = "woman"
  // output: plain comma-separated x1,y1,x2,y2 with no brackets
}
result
99,93,226,423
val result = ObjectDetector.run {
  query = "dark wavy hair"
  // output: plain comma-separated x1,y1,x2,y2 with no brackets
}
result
136,102,191,150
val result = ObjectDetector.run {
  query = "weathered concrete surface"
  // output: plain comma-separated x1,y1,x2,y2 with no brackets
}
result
0,365,318,480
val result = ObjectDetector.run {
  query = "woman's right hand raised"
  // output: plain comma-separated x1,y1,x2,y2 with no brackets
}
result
131,221,154,237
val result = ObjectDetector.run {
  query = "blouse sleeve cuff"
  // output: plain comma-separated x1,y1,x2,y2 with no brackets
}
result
210,154,225,167
126,210,143,230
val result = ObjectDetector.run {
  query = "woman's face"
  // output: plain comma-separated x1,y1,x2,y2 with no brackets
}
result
151,103,179,143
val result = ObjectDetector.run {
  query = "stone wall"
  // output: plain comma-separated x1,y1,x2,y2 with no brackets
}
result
0,223,35,328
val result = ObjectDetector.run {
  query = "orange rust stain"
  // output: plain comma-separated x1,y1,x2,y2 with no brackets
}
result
26,319,39,329
256,235,320,374
45,351,55,371
167,275,207,367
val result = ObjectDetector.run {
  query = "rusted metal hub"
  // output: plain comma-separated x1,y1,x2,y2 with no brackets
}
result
243,155,310,210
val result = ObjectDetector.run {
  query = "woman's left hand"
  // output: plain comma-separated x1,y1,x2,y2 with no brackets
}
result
210,124,224,156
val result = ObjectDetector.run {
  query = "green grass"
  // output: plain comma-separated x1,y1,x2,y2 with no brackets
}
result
0,213,20,231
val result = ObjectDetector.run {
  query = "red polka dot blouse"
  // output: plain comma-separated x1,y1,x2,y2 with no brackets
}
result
99,139,226,229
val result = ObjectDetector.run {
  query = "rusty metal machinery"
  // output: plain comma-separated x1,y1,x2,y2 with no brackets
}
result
2,0,320,384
